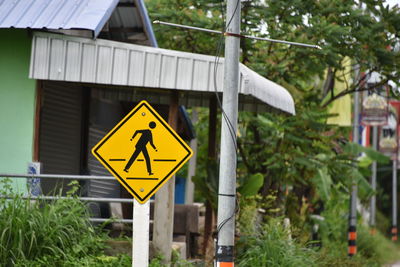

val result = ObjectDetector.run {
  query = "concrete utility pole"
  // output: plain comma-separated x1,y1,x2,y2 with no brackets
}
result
369,126,378,234
349,89,360,257
216,0,240,265
392,159,398,241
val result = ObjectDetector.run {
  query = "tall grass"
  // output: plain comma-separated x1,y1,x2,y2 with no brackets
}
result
237,218,318,267
316,191,400,266
357,224,400,265
0,179,104,266
236,211,400,267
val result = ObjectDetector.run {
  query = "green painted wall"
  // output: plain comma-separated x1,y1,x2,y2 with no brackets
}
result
0,29,36,193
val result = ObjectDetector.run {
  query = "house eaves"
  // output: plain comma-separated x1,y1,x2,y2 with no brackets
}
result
29,32,295,115
101,0,157,47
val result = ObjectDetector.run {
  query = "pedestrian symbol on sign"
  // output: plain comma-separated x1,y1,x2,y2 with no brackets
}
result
124,121,158,175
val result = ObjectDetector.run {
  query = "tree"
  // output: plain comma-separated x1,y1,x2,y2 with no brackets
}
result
250,0,400,106
147,0,400,104
237,92,388,224
146,0,223,54
146,0,400,258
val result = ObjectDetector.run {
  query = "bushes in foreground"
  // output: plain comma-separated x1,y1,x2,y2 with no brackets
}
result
1,177,399,266
0,179,194,267
237,218,317,267
0,179,130,266
236,210,400,267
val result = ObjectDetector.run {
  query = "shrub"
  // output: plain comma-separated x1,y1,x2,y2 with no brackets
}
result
0,179,107,266
237,218,318,267
315,189,400,266
357,224,400,266
16,254,132,267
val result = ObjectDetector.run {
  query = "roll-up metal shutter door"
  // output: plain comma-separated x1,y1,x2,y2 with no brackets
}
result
86,125,121,219
87,97,123,199
39,81,83,195
85,96,124,218
87,125,120,199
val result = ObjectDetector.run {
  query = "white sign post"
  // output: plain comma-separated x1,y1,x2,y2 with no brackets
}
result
132,199,150,267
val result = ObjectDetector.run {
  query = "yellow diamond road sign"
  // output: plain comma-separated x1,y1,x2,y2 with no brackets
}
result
92,100,193,204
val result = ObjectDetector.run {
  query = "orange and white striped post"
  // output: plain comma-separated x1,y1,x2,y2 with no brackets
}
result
348,82,360,257
392,226,398,241
348,225,357,256
216,259,234,267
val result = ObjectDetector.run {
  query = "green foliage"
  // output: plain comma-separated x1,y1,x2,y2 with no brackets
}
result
187,92,394,266
343,142,390,164
146,1,400,265
318,187,349,245
238,173,264,197
314,191,400,266
235,98,387,225
312,167,332,201
147,0,399,220
376,209,391,234
190,107,266,210
149,252,195,267
357,225,400,265
16,254,132,267
0,179,117,266
251,0,400,88
237,211,400,266
146,0,223,54
147,0,400,103
237,196,260,238
237,218,318,267
149,255,165,267
171,250,196,267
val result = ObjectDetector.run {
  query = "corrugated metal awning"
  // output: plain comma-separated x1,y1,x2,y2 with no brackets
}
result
29,32,295,114
0,0,119,37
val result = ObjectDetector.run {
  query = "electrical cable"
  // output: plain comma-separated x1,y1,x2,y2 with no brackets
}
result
213,0,240,152
216,194,240,234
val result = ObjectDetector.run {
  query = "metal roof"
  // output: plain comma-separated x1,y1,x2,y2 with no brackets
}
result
0,0,117,37
29,32,295,114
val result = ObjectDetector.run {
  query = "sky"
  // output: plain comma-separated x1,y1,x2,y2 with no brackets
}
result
386,0,400,7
